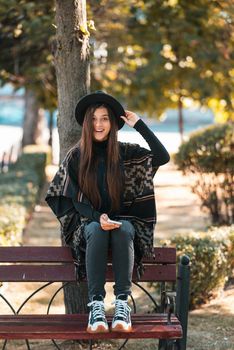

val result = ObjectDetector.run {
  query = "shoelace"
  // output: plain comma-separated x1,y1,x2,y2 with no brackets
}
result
112,299,131,319
87,300,106,320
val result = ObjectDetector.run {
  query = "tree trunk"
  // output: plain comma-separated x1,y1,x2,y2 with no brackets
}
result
22,88,44,147
54,0,90,314
48,111,53,147
178,96,184,142
54,0,90,161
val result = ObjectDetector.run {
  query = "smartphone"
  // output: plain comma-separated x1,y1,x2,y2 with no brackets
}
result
107,219,122,225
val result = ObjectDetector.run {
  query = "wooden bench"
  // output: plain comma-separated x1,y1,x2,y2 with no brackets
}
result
0,246,190,350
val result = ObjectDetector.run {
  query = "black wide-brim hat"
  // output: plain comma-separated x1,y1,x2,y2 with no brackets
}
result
75,91,125,130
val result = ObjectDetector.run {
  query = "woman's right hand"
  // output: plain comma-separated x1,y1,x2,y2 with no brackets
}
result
121,110,140,128
100,213,120,231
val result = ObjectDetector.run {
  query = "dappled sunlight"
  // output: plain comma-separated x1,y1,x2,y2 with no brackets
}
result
155,163,210,239
41,221,59,229
184,287,234,349
45,164,58,181
190,287,234,316
0,282,65,315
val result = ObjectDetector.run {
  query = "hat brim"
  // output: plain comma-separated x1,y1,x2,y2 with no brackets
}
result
75,92,125,130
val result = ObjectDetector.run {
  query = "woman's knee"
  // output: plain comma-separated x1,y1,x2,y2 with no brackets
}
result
84,222,107,241
114,220,135,240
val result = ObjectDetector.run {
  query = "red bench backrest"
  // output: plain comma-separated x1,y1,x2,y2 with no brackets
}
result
0,246,176,282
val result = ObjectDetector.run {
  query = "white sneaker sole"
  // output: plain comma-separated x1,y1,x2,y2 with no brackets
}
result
111,321,132,333
87,322,109,334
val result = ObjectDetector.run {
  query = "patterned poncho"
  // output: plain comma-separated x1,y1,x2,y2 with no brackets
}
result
45,142,158,280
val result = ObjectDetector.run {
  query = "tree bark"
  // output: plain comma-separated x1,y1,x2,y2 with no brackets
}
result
54,0,90,314
54,0,90,161
178,96,184,142
48,111,53,147
22,88,44,147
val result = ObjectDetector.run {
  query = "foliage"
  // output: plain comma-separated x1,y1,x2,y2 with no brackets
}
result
0,204,26,246
174,123,234,225
1,1,233,120
0,145,49,246
90,0,234,120
0,0,57,111
161,225,234,309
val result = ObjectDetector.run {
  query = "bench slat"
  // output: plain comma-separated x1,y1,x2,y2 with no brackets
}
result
0,247,176,264
0,265,76,282
0,315,181,328
0,264,176,282
0,247,73,263
0,314,182,340
0,314,180,323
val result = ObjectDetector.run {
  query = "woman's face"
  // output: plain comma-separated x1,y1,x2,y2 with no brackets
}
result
92,107,111,142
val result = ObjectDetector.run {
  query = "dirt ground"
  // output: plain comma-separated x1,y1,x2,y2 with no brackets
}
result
1,163,233,350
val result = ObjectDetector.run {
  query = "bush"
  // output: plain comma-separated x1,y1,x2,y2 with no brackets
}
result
161,226,234,309
0,204,25,245
174,123,234,225
0,145,50,246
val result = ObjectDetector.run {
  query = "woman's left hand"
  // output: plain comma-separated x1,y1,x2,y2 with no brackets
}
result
121,110,140,128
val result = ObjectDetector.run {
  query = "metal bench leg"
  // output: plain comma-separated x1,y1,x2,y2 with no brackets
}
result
158,339,166,350
2,340,7,350
159,339,178,350
89,339,93,350
25,339,31,350
1,339,31,350
176,255,190,350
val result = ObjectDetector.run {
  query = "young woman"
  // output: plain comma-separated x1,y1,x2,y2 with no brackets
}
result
45,91,170,334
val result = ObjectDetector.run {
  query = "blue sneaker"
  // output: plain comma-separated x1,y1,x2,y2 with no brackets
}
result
87,295,109,333
111,294,132,332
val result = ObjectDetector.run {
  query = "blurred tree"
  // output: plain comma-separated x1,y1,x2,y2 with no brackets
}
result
87,0,138,92
0,0,56,145
90,0,234,138
36,65,57,147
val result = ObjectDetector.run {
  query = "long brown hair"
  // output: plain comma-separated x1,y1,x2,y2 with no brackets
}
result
78,103,123,212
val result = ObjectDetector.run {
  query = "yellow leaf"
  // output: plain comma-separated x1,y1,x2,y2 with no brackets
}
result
79,25,90,36
87,20,96,31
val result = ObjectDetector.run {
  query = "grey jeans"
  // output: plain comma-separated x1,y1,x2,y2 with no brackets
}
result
84,220,135,300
